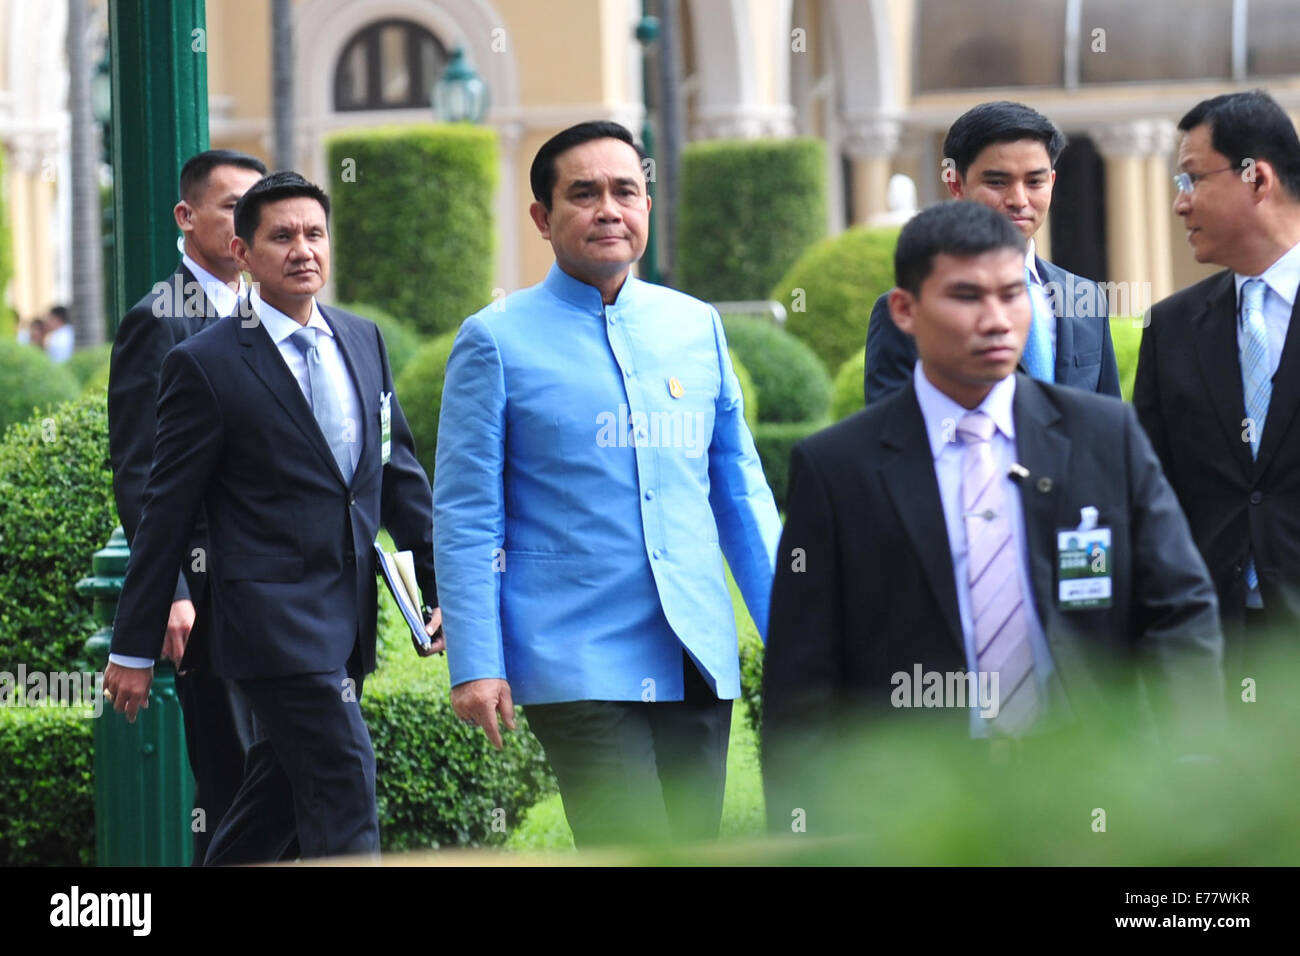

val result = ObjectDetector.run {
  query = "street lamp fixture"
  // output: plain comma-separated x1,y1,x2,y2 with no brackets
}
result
433,45,488,123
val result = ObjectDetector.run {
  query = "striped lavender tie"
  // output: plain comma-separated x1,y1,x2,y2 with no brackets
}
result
959,410,1041,735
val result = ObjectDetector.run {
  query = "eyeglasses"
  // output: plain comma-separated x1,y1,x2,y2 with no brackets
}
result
1173,166,1237,194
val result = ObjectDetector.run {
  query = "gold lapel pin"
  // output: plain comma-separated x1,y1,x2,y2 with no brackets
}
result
668,377,684,399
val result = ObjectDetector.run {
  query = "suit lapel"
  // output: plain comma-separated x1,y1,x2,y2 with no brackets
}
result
1010,375,1069,631
1192,272,1253,478
878,384,964,651
320,305,378,488
236,299,348,487
1252,290,1300,478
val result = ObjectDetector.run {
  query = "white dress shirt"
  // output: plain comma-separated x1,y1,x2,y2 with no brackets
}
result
912,362,1058,735
1233,238,1300,381
182,253,245,318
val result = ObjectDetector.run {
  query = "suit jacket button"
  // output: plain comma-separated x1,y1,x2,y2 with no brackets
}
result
348,493,356,506
1250,491,1263,505
345,552,355,565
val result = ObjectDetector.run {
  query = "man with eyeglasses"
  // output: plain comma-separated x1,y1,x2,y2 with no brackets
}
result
1134,89,1300,711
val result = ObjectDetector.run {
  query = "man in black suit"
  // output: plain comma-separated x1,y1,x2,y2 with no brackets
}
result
104,172,443,863
764,202,1222,834
107,149,266,862
1134,90,1300,690
864,101,1120,404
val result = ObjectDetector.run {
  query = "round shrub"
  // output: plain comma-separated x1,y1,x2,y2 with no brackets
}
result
0,392,117,672
754,418,830,510
729,348,759,434
677,138,827,302
340,301,422,380
721,316,830,424
771,225,900,370
394,330,459,486
0,708,94,865
0,340,80,438
831,349,867,420
64,343,113,387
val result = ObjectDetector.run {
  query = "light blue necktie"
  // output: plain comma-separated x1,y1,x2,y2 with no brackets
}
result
290,327,355,483
1240,278,1270,597
1022,266,1055,383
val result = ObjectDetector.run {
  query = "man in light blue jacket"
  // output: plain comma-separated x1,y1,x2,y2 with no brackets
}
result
435,121,780,847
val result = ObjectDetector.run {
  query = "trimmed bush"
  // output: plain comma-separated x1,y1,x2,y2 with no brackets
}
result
728,348,759,435
831,349,867,420
677,139,827,302
340,301,422,380
0,340,80,438
329,125,497,337
772,225,900,370
754,418,830,510
738,624,764,741
0,392,116,672
65,343,113,388
394,331,459,487
1112,316,1144,402
721,316,830,424
0,707,94,865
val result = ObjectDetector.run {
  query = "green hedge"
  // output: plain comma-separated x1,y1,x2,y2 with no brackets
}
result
721,316,830,424
0,707,94,865
340,301,422,380
0,340,81,438
1112,316,1144,402
729,349,759,435
753,418,829,510
771,225,899,371
676,139,827,302
394,331,459,488
329,125,497,337
831,349,866,420
0,392,116,672
65,343,113,388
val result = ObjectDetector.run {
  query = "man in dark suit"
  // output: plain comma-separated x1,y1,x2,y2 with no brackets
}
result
104,172,442,863
107,149,266,862
1134,90,1300,692
864,101,1120,404
764,201,1222,834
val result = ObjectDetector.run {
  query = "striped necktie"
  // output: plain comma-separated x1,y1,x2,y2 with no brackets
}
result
1239,278,1270,596
959,410,1040,735
290,327,355,483
1023,266,1055,383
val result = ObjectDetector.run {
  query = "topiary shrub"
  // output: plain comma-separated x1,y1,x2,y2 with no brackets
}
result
340,301,422,380
831,349,866,420
721,316,830,424
0,340,81,438
0,392,116,672
754,419,829,510
771,225,900,371
728,348,759,435
0,707,94,865
1112,316,1144,402
394,331,459,487
329,125,497,337
676,138,827,302
65,343,113,388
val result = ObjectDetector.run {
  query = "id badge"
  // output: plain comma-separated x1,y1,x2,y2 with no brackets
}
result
380,391,392,464
1057,509,1112,610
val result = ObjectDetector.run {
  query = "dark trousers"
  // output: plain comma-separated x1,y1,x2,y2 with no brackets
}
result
524,654,732,849
203,645,377,865
174,668,256,864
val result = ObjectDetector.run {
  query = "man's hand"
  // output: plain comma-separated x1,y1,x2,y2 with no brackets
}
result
162,599,196,666
419,605,445,657
104,662,154,723
450,678,516,750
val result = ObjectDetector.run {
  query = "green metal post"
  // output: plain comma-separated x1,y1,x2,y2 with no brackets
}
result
78,527,196,866
636,5,661,285
107,0,209,335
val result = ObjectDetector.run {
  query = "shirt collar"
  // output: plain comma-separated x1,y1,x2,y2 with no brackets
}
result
1234,238,1300,309
250,288,329,345
542,261,640,312
913,361,1017,460
1024,238,1041,284
182,253,245,318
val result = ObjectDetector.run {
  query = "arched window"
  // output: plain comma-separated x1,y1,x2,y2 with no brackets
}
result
333,19,448,112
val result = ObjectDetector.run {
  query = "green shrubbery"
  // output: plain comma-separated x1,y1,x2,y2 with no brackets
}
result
728,349,759,434
771,225,899,370
340,301,422,380
831,349,866,420
753,419,828,510
1112,316,1144,401
329,125,497,338
64,344,113,388
0,393,116,673
0,340,81,437
676,139,827,302
0,707,94,865
394,331,459,487
721,316,829,425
